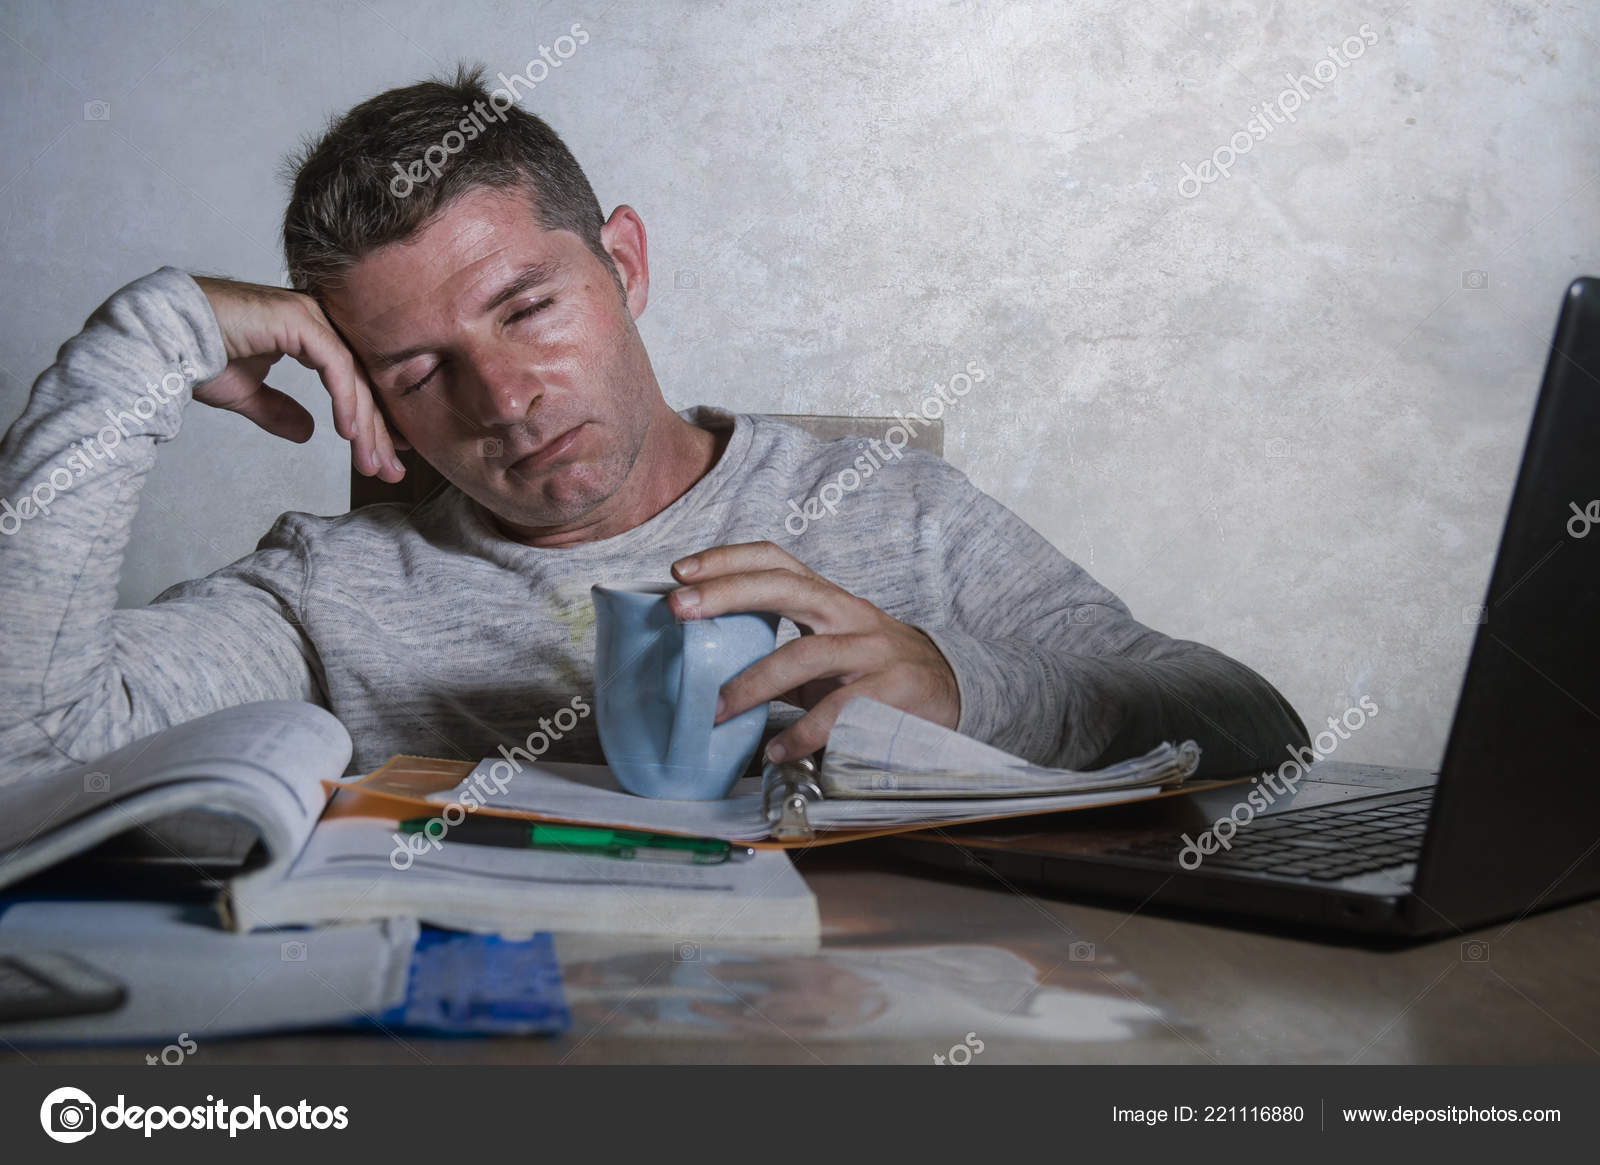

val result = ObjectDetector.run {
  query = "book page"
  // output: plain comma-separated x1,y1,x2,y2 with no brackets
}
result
229,791,818,941
0,701,347,890
821,697,1201,797
806,783,1167,827
0,901,415,1043
355,697,1201,842
420,754,1177,839
425,761,776,842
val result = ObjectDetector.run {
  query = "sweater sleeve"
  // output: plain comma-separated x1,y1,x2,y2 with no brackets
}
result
913,463,1309,776
0,267,321,783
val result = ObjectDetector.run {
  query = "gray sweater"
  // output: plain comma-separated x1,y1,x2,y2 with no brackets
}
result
0,266,1308,780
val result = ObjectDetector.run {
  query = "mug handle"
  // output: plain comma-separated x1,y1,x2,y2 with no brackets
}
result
665,619,718,773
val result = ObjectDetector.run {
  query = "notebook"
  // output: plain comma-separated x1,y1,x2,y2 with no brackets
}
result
350,697,1212,847
226,785,818,940
0,902,570,1041
0,702,818,943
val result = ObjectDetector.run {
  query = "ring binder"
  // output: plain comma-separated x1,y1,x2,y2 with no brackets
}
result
353,702,1210,850
761,754,824,841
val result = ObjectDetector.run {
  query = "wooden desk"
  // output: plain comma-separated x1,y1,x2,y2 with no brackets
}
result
7,843,1598,1065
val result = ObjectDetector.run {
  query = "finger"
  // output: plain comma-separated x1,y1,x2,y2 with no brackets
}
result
275,313,361,441
230,384,316,444
670,567,876,634
275,303,383,472
370,412,405,481
380,401,413,452
321,308,413,459
762,680,897,763
359,390,384,477
328,320,409,473
715,632,891,723
771,676,844,711
355,371,407,480
672,540,820,585
346,360,382,477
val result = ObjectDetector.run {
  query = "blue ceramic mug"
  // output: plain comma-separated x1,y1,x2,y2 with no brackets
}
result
591,583,781,799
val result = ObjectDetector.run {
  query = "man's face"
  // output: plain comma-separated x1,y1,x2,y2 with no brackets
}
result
323,184,659,537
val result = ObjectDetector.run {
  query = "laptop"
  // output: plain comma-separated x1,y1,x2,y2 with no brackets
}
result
887,277,1600,941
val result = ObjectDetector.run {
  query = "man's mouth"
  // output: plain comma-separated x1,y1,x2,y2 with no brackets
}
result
504,423,585,475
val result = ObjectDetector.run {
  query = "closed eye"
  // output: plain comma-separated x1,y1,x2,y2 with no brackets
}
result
397,367,437,396
395,299,554,395
507,297,554,325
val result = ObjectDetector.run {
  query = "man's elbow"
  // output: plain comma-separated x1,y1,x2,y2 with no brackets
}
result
1194,650,1310,777
1088,643,1310,777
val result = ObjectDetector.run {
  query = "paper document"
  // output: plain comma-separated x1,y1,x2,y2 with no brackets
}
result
425,698,1200,841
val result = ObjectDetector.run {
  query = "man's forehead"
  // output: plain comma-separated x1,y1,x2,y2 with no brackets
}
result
332,203,571,343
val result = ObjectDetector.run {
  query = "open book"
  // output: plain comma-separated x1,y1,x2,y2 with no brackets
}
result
0,703,818,942
351,698,1207,846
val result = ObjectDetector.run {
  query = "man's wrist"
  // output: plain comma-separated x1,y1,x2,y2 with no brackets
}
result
911,624,1062,760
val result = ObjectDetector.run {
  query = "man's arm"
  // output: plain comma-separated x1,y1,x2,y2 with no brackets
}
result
916,468,1310,775
0,268,320,781
672,455,1306,776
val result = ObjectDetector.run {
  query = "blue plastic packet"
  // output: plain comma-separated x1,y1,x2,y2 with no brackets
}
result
368,926,569,1036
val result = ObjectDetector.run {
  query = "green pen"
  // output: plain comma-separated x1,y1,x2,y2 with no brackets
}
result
398,816,754,865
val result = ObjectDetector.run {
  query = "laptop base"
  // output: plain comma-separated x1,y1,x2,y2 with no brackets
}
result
884,763,1445,943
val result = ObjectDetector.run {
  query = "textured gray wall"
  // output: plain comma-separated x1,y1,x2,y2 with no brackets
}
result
2,1,1595,771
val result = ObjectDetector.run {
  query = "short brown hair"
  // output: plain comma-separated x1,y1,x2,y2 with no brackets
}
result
280,61,615,299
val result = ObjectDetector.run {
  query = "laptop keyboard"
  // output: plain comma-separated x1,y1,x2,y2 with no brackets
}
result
1112,789,1434,880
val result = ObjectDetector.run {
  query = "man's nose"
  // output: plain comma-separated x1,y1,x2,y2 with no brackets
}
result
457,348,541,429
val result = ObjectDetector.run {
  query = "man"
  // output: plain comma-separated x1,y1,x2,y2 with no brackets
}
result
0,64,1307,783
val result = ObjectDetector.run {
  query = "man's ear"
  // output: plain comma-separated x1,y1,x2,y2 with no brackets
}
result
600,204,649,320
